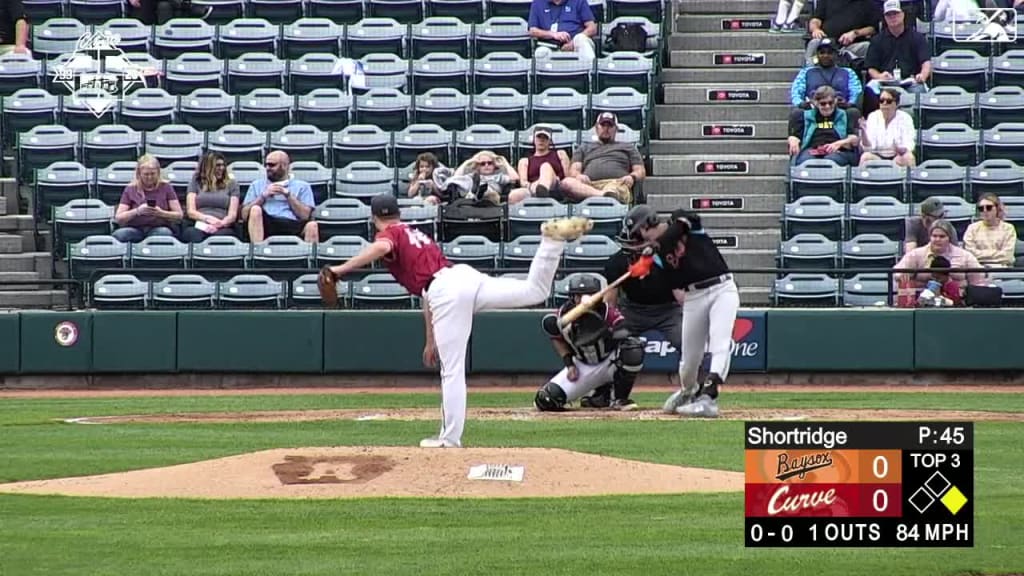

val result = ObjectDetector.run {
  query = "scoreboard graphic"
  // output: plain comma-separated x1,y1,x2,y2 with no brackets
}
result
744,422,973,547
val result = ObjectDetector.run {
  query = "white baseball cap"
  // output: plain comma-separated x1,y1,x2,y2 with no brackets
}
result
883,0,903,14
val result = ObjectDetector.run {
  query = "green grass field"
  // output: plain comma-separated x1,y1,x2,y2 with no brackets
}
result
0,390,1021,576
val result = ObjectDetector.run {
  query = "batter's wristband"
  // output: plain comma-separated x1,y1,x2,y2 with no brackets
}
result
562,353,575,368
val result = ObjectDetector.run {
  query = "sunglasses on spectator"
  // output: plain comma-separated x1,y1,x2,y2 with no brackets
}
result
478,160,494,166
879,97,896,103
816,100,835,107
978,204,996,212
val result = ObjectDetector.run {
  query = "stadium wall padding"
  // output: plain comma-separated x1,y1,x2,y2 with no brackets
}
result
3,309,1018,375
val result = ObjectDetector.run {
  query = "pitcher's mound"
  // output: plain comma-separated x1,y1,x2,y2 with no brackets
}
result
0,447,742,500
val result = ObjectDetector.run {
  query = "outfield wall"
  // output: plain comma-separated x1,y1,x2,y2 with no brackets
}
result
0,309,1020,376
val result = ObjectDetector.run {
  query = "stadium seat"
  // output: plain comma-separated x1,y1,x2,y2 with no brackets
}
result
16,125,77,184
516,123,578,158
292,272,348,307
473,17,531,58
848,196,910,241
22,0,64,21
359,53,411,93
990,272,1024,304
68,0,123,23
367,0,426,23
207,124,269,165
1003,196,1024,237
842,233,899,275
119,88,177,132
177,87,235,131
502,234,543,267
52,199,114,258
68,235,128,281
155,18,217,60
3,89,59,146
992,49,1024,88
333,161,395,201
164,53,225,95
287,53,345,94
332,125,392,165
314,198,373,239
163,160,199,195
978,86,1024,130
59,88,116,131
351,273,416,309
399,198,439,238
772,273,841,307
393,123,454,167
217,274,285,309
506,197,570,239
192,0,246,25
930,49,989,92
909,159,969,201
90,274,149,310
129,235,190,278
429,0,486,22
912,195,973,238
455,123,516,164
842,273,894,307
189,235,250,278
249,0,303,24
473,51,531,94
411,17,472,59
145,124,205,166
108,52,162,91
443,235,500,269
534,52,593,94
296,88,352,132
440,198,503,241
236,88,294,132
788,159,847,202
564,235,619,268
932,20,996,57
981,123,1024,165
777,233,839,272
530,87,588,131
849,160,907,202
412,53,471,95
570,196,628,237
0,53,42,96
42,53,94,96
34,161,93,222
470,87,529,130
228,160,265,190
79,125,142,171
590,87,647,132
602,17,660,56
315,235,371,266
486,0,531,19
589,0,606,22
917,86,975,129
282,18,344,58
96,161,138,206
271,125,330,165
412,89,470,132
354,88,411,132
307,0,366,24
251,236,314,279
919,123,979,166
969,158,1024,199
345,18,408,59
151,274,217,309
596,51,653,94
216,18,280,60
32,18,88,59
227,53,286,94
782,195,845,241
608,0,664,22
289,161,333,204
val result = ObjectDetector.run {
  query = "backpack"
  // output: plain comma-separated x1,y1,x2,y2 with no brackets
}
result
608,23,648,53
440,197,504,241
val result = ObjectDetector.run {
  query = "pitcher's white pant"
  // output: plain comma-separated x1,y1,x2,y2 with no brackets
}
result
424,237,564,446
678,279,740,396
550,356,616,403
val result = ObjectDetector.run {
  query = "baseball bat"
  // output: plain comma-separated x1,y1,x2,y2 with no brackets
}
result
558,270,632,327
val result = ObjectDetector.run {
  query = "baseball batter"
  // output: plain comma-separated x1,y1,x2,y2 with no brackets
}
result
320,194,592,447
635,209,739,418
534,274,645,412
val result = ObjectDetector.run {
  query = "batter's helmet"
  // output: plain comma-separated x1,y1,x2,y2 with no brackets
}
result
567,274,602,295
617,204,659,246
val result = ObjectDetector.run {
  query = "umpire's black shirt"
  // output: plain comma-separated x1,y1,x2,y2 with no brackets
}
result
605,251,677,306
0,0,27,46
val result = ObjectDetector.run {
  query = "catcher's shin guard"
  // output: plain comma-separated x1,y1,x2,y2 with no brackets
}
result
612,337,644,400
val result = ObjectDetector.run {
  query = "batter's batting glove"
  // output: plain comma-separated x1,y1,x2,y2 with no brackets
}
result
318,265,341,309
628,254,654,279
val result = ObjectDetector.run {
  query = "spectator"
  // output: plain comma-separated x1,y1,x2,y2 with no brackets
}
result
561,113,645,204
242,151,319,243
904,197,946,253
879,0,923,30
508,125,571,204
407,152,445,206
771,0,807,32
127,0,210,25
181,152,240,243
112,154,184,243
790,39,863,109
528,0,597,61
787,85,861,166
894,219,985,288
804,0,881,66
864,0,932,95
0,0,29,56
917,255,964,307
449,150,517,204
964,193,1017,267
859,87,917,167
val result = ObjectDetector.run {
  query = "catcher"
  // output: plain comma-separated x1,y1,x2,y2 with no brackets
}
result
533,274,645,412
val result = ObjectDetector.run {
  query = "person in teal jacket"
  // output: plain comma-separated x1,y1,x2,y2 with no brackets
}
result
786,85,861,166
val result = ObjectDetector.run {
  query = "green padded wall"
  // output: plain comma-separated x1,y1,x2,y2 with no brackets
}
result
766,309,914,371
19,311,93,373
177,311,324,373
323,311,430,373
471,311,557,373
915,309,1024,370
92,311,177,373
0,312,20,374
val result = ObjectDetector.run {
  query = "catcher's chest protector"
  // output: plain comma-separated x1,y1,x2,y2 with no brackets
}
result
561,309,615,365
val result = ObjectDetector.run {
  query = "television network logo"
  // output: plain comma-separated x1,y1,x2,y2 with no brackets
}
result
52,30,155,118
952,8,1017,43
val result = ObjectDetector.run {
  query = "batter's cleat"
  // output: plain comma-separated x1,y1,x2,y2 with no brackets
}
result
611,398,639,411
419,437,461,448
676,395,719,418
662,389,692,414
541,217,593,241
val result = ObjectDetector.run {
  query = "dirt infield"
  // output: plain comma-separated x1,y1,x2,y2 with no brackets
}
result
0,447,743,499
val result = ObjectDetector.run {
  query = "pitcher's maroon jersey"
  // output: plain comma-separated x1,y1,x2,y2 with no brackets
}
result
377,223,450,296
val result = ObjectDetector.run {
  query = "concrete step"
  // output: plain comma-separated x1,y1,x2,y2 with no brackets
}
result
0,214,34,232
0,178,17,217
0,195,7,216
675,14,809,33
739,286,772,305
655,104,792,122
658,193,785,213
0,252,53,274
652,154,789,177
645,176,786,197
723,248,777,270
0,234,22,254
0,271,41,291
659,120,790,140
660,67,798,84
0,290,68,309
669,49,803,69
674,0,782,14
649,139,785,155
664,83,792,105
696,213,783,230
705,228,781,250
668,33,806,51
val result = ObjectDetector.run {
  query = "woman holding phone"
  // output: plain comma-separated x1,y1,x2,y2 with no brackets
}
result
181,152,241,243
112,154,184,243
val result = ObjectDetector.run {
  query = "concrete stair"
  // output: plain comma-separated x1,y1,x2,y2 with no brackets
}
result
0,179,64,309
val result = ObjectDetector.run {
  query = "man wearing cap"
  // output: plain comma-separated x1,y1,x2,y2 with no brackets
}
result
560,113,646,204
804,0,881,66
865,0,932,94
509,125,571,204
904,197,946,253
787,85,861,166
528,0,598,61
0,0,29,56
790,38,863,109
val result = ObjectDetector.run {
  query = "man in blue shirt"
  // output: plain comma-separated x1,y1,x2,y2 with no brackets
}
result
790,39,863,108
242,151,320,243
528,0,598,61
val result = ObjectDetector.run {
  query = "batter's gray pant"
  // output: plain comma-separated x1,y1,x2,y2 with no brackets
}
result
679,279,740,397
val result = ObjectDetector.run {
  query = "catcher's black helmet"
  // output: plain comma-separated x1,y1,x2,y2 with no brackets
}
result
617,204,659,246
567,274,602,295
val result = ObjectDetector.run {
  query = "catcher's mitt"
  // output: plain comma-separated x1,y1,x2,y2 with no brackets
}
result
318,266,340,309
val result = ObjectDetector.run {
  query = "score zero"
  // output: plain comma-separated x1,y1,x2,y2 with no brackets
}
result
909,453,962,468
